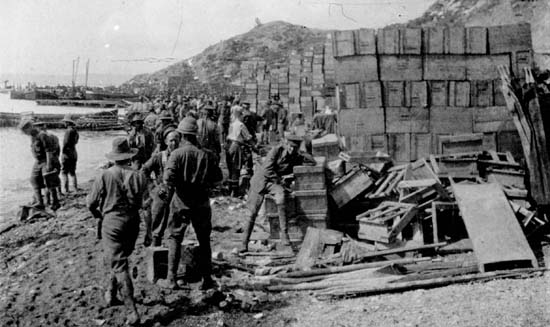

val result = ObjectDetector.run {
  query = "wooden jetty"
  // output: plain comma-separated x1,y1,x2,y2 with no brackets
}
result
0,109,123,130
35,99,126,108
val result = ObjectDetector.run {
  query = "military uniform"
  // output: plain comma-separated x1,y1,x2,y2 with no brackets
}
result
127,126,155,165
61,125,79,175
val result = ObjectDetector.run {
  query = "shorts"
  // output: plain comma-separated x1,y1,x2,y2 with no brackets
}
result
61,155,77,175
31,161,60,189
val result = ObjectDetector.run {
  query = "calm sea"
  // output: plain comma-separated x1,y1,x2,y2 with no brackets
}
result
0,93,126,222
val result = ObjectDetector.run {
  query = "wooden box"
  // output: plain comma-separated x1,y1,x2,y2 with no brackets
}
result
471,80,494,107
449,81,471,107
423,27,445,54
473,106,515,133
330,168,374,208
444,26,465,54
429,81,448,106
488,23,532,54
294,157,327,190
362,81,383,108
294,189,329,216
384,81,405,107
344,134,387,153
335,55,379,83
312,134,340,161
400,28,422,54
357,201,418,243
405,81,428,107
466,26,487,54
339,107,385,135
332,30,355,57
377,28,400,54
379,55,423,81
354,28,376,55
466,54,511,80
424,55,466,80
385,107,429,133
430,107,473,134
342,83,361,109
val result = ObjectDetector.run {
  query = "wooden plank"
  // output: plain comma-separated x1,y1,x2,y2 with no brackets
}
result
452,183,538,272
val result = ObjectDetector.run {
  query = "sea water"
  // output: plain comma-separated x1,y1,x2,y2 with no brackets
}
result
0,94,126,222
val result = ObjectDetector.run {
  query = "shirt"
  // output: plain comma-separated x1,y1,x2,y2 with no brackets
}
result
164,141,222,207
197,117,221,155
227,120,253,144
87,165,147,218
261,144,316,182
62,127,79,159
127,127,155,164
31,131,53,162
141,150,170,183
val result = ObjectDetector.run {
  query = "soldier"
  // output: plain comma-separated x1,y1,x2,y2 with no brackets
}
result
158,117,222,290
239,134,315,253
127,113,155,168
141,131,181,247
87,137,147,326
276,102,288,141
61,114,79,193
197,104,222,161
154,111,177,153
19,119,61,211
260,103,276,145
226,108,256,197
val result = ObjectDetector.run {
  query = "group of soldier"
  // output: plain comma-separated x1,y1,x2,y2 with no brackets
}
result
19,93,314,325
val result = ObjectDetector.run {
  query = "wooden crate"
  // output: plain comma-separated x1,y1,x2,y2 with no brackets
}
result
515,50,534,78
444,26,465,54
424,55,466,80
473,106,515,133
354,28,376,55
437,133,489,154
488,23,532,54
471,80,494,107
339,107,385,135
367,165,407,199
386,107,429,133
387,133,412,163
312,134,340,161
344,134,387,153
423,27,445,54
429,81,448,106
342,83,360,109
466,26,487,54
335,55,378,83
411,133,432,161
357,201,418,243
493,80,506,106
449,81,471,107
466,54,511,80
330,167,374,208
379,55,423,81
429,152,480,176
400,28,422,54
430,107,473,134
295,189,329,216
384,81,405,107
332,30,355,57
405,81,428,107
377,28,400,54
362,81,383,108
294,157,328,190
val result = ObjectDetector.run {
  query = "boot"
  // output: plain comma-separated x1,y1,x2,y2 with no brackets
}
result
72,174,79,191
62,174,69,193
277,204,291,246
32,189,45,210
104,273,122,306
158,238,180,289
238,216,255,253
117,270,140,325
49,187,60,211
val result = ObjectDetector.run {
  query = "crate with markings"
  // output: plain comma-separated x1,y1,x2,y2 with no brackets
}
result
356,201,418,243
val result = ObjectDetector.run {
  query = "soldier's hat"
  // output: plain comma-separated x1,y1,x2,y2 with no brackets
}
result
158,110,173,121
105,137,138,161
130,113,144,124
177,117,198,135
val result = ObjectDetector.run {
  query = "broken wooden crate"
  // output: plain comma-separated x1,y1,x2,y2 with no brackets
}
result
356,201,418,243
429,152,480,177
366,165,406,200
330,167,374,208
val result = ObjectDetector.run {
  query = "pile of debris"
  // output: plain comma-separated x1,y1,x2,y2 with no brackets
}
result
212,145,549,301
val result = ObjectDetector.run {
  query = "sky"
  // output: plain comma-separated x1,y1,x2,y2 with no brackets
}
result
0,0,435,84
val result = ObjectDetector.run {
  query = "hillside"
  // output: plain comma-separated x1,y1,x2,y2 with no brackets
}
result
126,21,329,88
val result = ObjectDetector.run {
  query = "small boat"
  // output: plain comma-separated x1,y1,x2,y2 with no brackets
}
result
0,109,124,130
10,89,59,100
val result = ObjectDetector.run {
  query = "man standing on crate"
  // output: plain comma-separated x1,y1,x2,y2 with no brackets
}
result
239,134,316,253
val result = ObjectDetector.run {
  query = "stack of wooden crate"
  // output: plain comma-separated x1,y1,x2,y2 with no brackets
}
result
332,23,533,163
293,157,330,230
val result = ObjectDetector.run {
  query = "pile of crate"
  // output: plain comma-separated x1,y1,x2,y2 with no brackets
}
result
333,23,533,164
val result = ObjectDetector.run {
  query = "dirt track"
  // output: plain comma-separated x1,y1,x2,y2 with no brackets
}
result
1,185,549,327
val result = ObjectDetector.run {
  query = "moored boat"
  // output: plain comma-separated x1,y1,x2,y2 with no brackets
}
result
0,109,124,130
